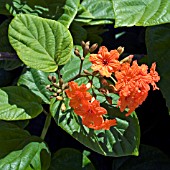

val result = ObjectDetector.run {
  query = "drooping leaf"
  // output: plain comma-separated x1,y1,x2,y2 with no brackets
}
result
0,121,42,159
0,86,43,120
113,0,170,27
145,24,170,113
8,14,73,72
0,142,51,170
51,98,140,157
18,68,58,104
60,46,92,82
49,148,95,170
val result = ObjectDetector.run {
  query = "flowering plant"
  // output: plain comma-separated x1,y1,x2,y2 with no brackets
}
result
0,0,169,169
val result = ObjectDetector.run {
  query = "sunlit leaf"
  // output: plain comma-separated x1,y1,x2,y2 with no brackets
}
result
0,86,43,120
0,142,50,170
113,0,170,27
8,14,73,72
51,98,140,157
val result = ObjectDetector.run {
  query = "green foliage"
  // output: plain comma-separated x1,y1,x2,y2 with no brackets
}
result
49,148,95,170
0,142,50,170
0,86,43,120
113,0,170,27
18,68,58,104
50,98,140,157
8,14,73,72
0,0,169,169
0,121,42,158
145,24,170,113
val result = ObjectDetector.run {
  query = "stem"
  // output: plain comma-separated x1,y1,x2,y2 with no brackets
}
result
110,76,117,84
40,112,51,140
0,52,19,60
79,59,84,75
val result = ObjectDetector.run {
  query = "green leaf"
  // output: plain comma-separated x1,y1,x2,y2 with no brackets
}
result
49,148,95,170
18,68,58,104
0,121,42,159
60,46,92,82
8,14,73,72
76,0,115,22
112,145,170,170
51,98,140,157
57,0,80,28
145,24,170,113
113,0,170,27
0,142,50,170
0,86,43,120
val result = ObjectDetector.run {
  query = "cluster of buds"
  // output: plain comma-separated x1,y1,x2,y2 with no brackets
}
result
46,75,68,101
74,41,98,60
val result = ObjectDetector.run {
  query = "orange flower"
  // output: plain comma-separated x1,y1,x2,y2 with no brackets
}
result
66,81,117,130
65,81,92,109
115,61,160,116
90,46,120,77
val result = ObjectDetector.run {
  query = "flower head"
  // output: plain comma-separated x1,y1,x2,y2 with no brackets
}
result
90,46,120,77
115,61,160,116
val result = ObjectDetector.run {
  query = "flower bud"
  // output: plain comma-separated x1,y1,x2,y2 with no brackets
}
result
120,55,133,64
46,84,51,89
48,75,52,81
53,93,58,97
81,41,86,48
61,103,66,112
59,78,64,86
62,83,69,90
53,82,60,88
89,43,98,53
56,96,63,101
74,48,80,57
117,46,124,55
49,88,53,92
57,89,62,93
52,76,56,83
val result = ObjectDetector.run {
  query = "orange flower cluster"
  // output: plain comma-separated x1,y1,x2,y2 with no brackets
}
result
90,46,120,77
89,46,160,116
65,81,117,130
115,61,160,116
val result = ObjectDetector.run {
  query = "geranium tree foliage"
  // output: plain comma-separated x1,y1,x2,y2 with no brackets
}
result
0,0,169,169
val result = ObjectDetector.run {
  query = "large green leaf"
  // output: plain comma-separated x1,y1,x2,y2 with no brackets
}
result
18,68,58,104
0,142,50,170
50,98,140,157
49,148,95,170
75,0,114,25
145,24,170,113
113,0,170,27
0,86,43,120
0,121,42,159
8,14,73,72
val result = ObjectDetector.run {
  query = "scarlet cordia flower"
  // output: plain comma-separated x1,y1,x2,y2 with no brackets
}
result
74,100,116,130
115,61,160,116
65,81,92,109
65,81,117,130
89,46,120,77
